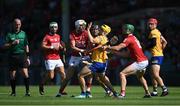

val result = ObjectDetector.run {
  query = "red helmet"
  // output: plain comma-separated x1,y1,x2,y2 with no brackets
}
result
148,18,158,24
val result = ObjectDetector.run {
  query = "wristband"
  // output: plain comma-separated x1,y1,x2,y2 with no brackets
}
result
50,46,54,49
80,49,84,52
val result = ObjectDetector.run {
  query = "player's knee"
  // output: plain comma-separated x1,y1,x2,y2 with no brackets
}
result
119,72,125,78
99,76,106,82
96,77,100,82
153,74,160,79
61,74,66,81
10,76,16,80
64,76,71,82
78,74,84,80
49,75,54,80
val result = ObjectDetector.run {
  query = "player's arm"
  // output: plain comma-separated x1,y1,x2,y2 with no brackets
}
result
70,40,85,53
23,34,30,65
86,44,103,54
4,42,13,49
25,44,31,65
24,34,30,56
161,35,167,50
25,43,30,57
60,41,66,51
108,43,127,51
25,45,30,55
112,48,130,57
146,37,156,49
4,40,18,49
41,37,53,50
87,22,98,44
4,34,19,49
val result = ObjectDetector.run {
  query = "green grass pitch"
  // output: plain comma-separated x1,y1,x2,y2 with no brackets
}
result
0,86,180,105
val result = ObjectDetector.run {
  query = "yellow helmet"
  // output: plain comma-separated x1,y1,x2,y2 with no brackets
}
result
101,24,111,34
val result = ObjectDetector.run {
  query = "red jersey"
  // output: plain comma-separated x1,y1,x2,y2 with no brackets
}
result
70,30,89,56
122,34,147,62
43,33,61,60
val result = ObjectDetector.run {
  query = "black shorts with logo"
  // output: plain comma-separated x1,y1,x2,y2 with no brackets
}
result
8,53,29,71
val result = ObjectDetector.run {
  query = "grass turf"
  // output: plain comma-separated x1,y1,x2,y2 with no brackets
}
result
0,86,179,105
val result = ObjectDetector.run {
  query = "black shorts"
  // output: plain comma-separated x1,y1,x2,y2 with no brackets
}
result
8,53,29,71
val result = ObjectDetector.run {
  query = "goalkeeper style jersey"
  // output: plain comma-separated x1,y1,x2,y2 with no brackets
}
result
148,29,163,56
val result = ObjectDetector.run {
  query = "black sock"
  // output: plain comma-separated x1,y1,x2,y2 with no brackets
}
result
10,79,16,94
113,91,118,96
24,78,30,93
86,91,91,94
153,86,158,92
81,91,86,95
104,87,110,93
161,86,167,91
50,78,54,83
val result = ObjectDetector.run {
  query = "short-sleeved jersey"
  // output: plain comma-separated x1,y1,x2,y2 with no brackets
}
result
43,33,61,60
6,30,28,54
91,35,108,63
123,34,147,62
148,29,163,56
70,30,89,56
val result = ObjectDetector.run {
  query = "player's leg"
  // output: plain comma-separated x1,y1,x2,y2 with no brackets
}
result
151,72,158,96
8,55,18,96
150,65,159,96
9,70,16,96
88,62,118,97
18,54,30,96
85,75,93,98
59,56,81,95
39,60,56,95
55,59,66,97
151,64,168,96
75,66,92,98
136,70,151,98
96,73,118,97
58,66,75,95
80,56,93,97
21,68,30,96
57,66,66,84
54,59,66,83
48,70,55,81
119,63,137,97
95,75,112,96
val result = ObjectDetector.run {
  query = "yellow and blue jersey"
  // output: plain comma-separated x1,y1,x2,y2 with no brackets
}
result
91,35,108,63
148,29,163,56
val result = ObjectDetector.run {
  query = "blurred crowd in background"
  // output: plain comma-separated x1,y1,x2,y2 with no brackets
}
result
0,0,180,85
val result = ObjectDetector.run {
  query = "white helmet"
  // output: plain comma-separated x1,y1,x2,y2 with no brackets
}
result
75,19,86,27
49,22,58,28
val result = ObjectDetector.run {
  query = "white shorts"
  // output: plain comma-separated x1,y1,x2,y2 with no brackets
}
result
68,56,90,67
45,59,64,71
130,60,149,73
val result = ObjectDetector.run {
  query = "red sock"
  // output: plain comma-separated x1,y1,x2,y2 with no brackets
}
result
86,82,92,88
59,87,65,93
121,90,125,96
